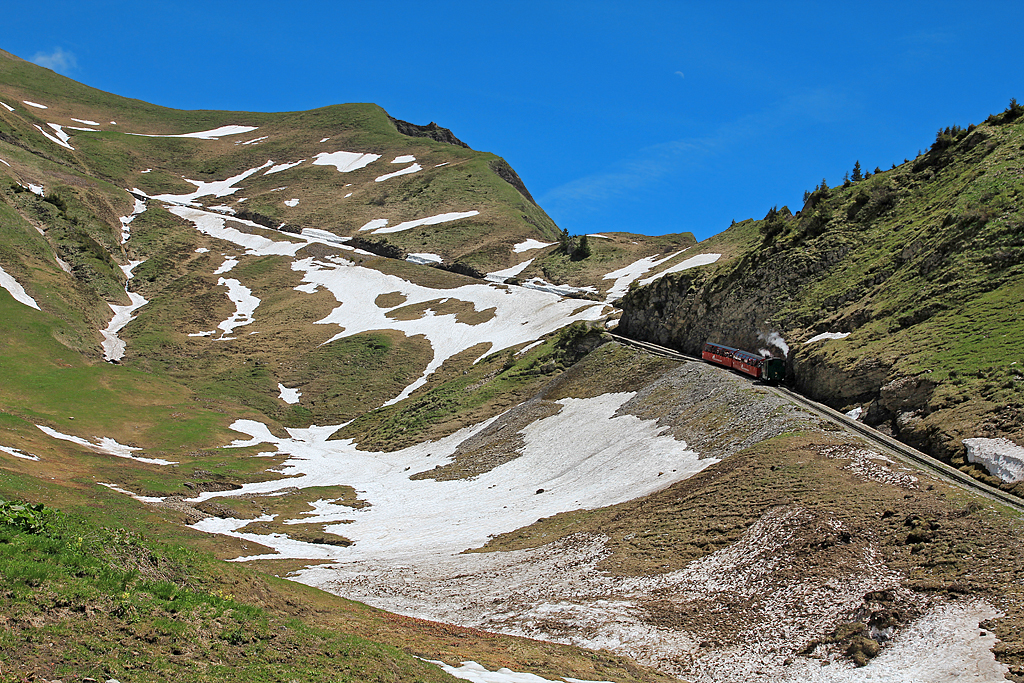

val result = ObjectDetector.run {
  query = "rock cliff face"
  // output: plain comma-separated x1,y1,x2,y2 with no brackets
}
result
619,110,1024,488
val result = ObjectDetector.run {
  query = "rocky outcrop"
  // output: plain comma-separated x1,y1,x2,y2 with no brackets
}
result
388,116,470,148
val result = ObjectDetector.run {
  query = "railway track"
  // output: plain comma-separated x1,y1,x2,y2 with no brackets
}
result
607,332,1024,514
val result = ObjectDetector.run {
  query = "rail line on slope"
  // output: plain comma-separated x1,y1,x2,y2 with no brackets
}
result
606,332,1024,514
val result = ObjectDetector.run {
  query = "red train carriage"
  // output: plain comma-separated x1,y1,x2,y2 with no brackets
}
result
701,342,785,383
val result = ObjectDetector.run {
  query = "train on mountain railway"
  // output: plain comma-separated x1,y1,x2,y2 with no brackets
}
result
702,342,786,383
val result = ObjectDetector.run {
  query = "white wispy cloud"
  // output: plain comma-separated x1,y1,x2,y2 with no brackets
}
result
675,71,685,78
539,88,850,218
32,47,77,74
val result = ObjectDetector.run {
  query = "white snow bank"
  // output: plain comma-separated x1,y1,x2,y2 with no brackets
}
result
36,425,175,465
191,391,711,562
150,161,273,205
265,160,305,175
513,239,556,253
486,258,533,283
375,163,422,182
284,198,299,207
806,332,851,344
427,660,612,683
369,210,480,235
97,482,163,503
212,277,260,339
775,600,1006,683
27,184,44,196
359,218,389,232
521,278,597,297
637,252,721,286
130,125,258,140
586,233,611,239
102,261,148,362
165,204,604,401
0,101,14,112
601,250,686,301
34,124,74,150
71,117,99,126
119,197,147,243
406,253,443,265
0,265,41,310
964,437,1024,483
66,126,98,132
312,151,381,172
0,158,9,166
278,383,301,404
846,406,863,420
392,155,416,163
0,445,39,461
213,256,238,274
23,101,47,109
241,136,268,145
167,207,307,257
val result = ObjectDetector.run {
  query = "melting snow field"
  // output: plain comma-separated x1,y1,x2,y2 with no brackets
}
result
513,239,556,253
428,660,613,683
362,210,481,235
312,150,381,172
806,332,851,344
101,261,148,362
0,445,39,461
964,437,1024,483
0,265,41,310
192,392,711,563
36,425,175,465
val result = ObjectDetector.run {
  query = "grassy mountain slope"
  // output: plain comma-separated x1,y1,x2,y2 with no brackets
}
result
619,103,1024,489
4,48,1024,683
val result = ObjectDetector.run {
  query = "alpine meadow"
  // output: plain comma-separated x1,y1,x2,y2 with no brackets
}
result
3,47,1024,683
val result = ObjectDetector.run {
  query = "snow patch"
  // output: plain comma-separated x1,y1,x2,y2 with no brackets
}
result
130,125,258,140
0,445,39,461
214,256,239,274
149,161,273,205
36,425,175,465
119,197,147,243
486,258,534,284
23,100,47,109
312,151,381,172
601,250,686,301
0,101,14,112
406,253,444,265
34,124,74,150
965,437,1024,483
278,384,301,404
392,155,416,163
212,278,260,339
241,136,268,145
284,198,299,207
638,252,721,286
369,210,480,235
27,184,44,196
265,160,304,175
191,391,710,562
71,117,99,126
101,261,148,362
426,660,613,683
806,332,851,344
0,265,41,310
513,239,556,253
375,163,422,182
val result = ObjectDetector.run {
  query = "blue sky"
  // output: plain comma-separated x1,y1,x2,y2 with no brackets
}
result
3,1,1022,240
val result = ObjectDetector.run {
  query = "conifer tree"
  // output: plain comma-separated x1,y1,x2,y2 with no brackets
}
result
852,160,863,182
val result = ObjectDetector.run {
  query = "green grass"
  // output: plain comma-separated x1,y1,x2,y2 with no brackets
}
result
0,498,460,683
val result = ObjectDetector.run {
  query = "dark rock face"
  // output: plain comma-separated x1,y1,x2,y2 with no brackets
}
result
489,159,537,205
388,116,470,148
